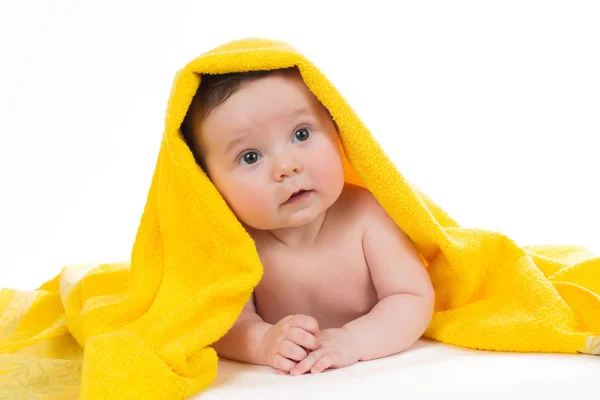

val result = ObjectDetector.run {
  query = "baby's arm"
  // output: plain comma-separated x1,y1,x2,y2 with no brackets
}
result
212,294,321,373
343,194,435,361
211,293,272,364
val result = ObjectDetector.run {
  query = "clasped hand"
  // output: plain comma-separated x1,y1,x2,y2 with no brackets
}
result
259,314,360,375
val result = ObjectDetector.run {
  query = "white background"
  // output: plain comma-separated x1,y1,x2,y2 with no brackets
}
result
0,0,598,290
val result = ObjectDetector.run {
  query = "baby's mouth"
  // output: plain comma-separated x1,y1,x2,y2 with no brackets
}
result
284,189,313,204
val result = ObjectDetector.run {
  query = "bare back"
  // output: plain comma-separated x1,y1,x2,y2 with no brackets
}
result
250,183,379,329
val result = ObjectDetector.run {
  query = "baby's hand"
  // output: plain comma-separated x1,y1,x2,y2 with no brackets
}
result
259,314,320,374
290,328,360,376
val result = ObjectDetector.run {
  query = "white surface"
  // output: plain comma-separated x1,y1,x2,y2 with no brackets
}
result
196,339,599,399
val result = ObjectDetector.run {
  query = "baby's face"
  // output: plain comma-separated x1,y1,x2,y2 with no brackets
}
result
196,71,345,230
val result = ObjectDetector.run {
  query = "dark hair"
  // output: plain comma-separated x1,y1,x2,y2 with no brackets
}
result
181,67,299,171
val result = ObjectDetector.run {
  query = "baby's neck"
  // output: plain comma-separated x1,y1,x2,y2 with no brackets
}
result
264,209,330,249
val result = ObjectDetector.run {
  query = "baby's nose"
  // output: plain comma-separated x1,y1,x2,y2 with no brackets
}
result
274,157,302,180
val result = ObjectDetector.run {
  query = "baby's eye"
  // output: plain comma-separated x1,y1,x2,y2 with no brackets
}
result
239,151,261,166
293,127,311,143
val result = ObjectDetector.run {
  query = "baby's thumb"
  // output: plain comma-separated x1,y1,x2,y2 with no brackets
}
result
302,316,320,336
289,314,320,336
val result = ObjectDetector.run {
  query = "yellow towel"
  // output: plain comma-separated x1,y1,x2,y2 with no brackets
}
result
1,37,598,399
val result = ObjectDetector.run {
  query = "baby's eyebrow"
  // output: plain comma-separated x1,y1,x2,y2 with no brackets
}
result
224,107,313,154
288,106,310,117
225,134,248,155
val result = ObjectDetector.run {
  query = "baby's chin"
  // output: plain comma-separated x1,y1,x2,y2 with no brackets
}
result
243,208,326,231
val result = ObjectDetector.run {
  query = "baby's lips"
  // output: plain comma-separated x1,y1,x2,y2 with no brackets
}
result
284,189,314,203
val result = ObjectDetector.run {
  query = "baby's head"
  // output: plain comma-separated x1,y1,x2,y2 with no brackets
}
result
182,67,345,231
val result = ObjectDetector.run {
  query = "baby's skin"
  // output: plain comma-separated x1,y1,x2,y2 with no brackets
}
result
188,68,435,375
246,182,434,375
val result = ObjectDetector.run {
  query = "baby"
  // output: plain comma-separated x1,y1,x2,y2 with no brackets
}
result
182,67,434,376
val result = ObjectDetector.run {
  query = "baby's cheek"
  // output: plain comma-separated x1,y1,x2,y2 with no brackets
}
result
312,150,344,187
236,182,271,211
224,183,273,227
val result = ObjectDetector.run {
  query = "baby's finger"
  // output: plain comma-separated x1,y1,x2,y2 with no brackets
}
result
310,353,333,374
285,327,320,351
272,354,297,373
279,340,308,361
289,348,324,376
289,314,320,336
275,368,287,375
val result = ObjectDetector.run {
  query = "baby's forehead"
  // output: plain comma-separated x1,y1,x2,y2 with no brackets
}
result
208,83,320,127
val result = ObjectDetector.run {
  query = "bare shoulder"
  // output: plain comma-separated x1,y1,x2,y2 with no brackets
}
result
324,182,407,253
329,183,432,301
350,185,433,300
333,182,391,227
